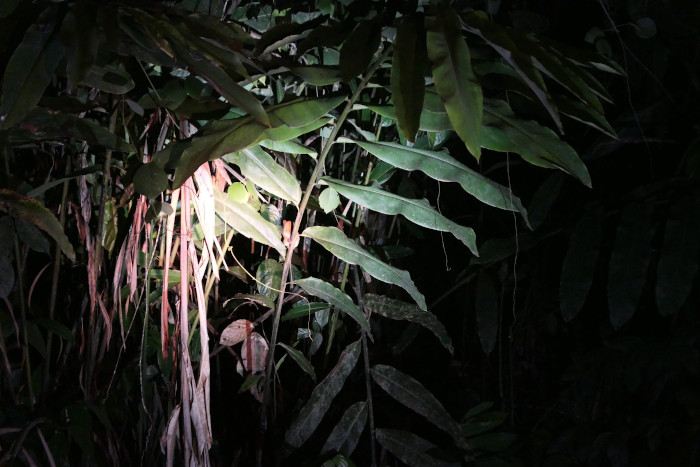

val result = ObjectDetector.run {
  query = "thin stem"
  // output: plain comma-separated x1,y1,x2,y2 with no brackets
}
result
4,151,33,408
259,45,392,443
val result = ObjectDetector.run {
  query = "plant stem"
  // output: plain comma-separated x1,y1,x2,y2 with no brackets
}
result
259,45,392,443
3,151,33,408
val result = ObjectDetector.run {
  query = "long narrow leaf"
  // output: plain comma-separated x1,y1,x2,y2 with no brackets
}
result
213,191,285,256
226,146,301,205
302,226,426,309
278,343,316,381
285,340,362,448
375,429,460,467
296,277,371,336
372,365,468,450
363,294,453,355
321,401,368,456
350,139,528,222
322,177,477,255
426,8,483,158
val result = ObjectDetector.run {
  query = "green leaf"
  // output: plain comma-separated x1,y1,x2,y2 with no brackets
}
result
466,432,517,452
321,401,368,456
15,219,50,254
322,177,477,255
351,139,528,221
33,318,74,344
608,203,655,329
290,66,342,86
363,294,453,355
554,96,616,138
375,429,459,467
302,226,426,309
260,139,317,158
426,8,483,159
475,272,498,355
319,187,340,213
283,302,330,321
363,105,453,133
278,342,316,381
0,9,64,130
133,163,169,200
371,365,468,450
461,12,561,132
340,20,382,82
256,259,284,300
213,190,285,256
59,2,98,86
391,14,427,143
656,195,700,316
285,340,362,448
0,189,75,261
226,145,301,205
296,277,371,336
82,65,135,94
560,213,603,322
266,95,345,129
482,99,591,187
227,182,249,203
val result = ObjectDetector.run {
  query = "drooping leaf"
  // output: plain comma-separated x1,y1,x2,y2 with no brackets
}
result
363,105,453,133
0,189,75,261
481,98,591,187
285,340,362,448
363,294,453,355
349,139,528,221
266,95,345,129
425,8,483,159
322,177,477,255
560,212,603,322
475,272,498,355
295,277,371,336
254,14,327,56
608,203,655,329
220,319,254,346
226,145,301,205
59,2,98,86
461,11,562,132
321,401,367,456
301,226,426,309
278,342,316,381
340,20,382,82
0,8,64,130
554,96,616,138
375,429,459,467
391,13,427,143
240,332,268,374
260,139,318,158
371,365,468,450
656,195,700,316
319,187,341,214
9,108,135,152
213,190,285,256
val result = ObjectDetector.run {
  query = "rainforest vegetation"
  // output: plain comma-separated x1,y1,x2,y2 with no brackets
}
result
0,0,698,465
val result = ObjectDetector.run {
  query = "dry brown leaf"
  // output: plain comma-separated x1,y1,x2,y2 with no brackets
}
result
220,319,254,346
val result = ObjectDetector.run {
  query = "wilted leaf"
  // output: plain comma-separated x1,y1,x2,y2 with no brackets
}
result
322,177,477,255
240,332,268,374
321,401,368,456
426,8,483,158
285,340,361,448
363,294,453,355
371,365,468,450
0,189,75,261
296,277,370,336
220,319,254,346
608,203,654,328
302,226,426,310
560,213,603,321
